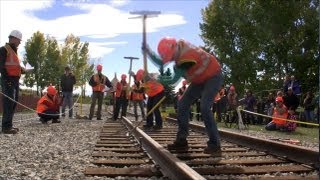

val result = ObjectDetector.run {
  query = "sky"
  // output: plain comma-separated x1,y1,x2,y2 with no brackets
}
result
0,0,211,95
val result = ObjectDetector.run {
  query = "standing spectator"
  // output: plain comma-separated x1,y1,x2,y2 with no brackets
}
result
289,75,301,96
227,85,238,111
256,96,265,124
283,75,290,94
263,92,275,124
243,89,256,124
303,91,315,122
88,64,112,120
226,85,238,123
60,66,76,119
36,86,62,124
0,30,25,134
283,87,299,111
215,86,227,122
144,37,223,154
113,74,129,120
131,79,146,121
265,97,288,131
130,69,165,130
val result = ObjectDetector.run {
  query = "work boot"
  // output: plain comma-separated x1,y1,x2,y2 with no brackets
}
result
153,125,163,130
167,140,188,150
39,118,47,124
52,119,61,123
143,124,152,130
2,128,18,134
203,146,222,156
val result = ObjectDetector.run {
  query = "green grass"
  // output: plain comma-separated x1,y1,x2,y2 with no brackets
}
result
217,122,319,144
163,105,318,145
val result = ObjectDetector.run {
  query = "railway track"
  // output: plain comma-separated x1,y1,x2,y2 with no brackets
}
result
84,113,319,179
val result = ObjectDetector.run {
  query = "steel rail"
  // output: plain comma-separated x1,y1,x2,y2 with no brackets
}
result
166,117,319,168
121,116,206,180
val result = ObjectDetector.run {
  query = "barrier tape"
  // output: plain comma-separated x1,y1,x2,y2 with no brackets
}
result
0,90,81,117
240,109,319,127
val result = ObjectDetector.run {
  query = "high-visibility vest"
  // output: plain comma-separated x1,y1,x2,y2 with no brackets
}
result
4,44,21,77
131,84,144,101
175,40,220,84
92,74,106,92
36,94,60,113
143,80,164,97
272,105,288,125
115,80,129,99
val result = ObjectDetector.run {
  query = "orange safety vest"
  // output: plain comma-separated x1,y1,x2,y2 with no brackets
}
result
36,94,60,113
92,74,106,92
4,44,21,77
175,40,220,84
143,80,164,97
272,105,288,125
131,84,144,101
115,80,129,99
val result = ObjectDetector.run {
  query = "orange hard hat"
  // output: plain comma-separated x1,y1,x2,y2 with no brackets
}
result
121,74,127,80
182,80,187,86
157,37,177,64
96,64,102,71
47,86,57,96
136,69,144,81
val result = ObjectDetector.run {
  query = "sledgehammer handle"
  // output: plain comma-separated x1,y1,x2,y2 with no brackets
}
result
127,96,166,135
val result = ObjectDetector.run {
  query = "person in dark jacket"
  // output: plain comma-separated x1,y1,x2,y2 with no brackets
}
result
60,66,76,118
0,30,26,134
283,87,299,111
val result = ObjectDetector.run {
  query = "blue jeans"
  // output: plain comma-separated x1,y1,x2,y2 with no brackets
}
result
133,100,145,120
62,91,73,117
1,78,19,129
177,73,223,148
304,110,314,122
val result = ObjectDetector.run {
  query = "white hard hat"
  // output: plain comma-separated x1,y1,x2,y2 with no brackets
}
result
9,30,22,40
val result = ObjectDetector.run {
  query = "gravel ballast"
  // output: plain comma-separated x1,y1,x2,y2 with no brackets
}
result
0,114,105,180
0,112,318,179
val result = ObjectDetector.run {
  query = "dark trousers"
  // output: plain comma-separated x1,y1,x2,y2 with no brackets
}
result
89,91,104,119
38,110,60,122
146,91,164,127
1,78,19,129
113,96,128,120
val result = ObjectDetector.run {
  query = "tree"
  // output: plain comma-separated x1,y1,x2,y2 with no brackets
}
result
157,66,176,105
200,0,319,95
42,36,61,90
24,31,47,95
61,34,92,89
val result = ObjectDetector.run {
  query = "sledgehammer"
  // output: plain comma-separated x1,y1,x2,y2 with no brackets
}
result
126,96,166,136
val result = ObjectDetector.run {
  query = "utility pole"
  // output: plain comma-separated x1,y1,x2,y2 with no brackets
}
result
130,11,161,73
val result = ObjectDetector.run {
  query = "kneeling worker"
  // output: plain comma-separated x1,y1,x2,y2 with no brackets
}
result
36,86,62,124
